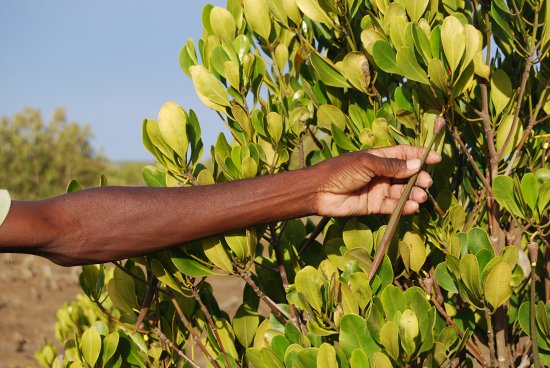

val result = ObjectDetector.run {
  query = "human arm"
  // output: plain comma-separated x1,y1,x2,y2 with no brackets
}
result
0,145,440,266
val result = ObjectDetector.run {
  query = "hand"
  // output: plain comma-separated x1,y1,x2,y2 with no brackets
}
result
312,145,442,217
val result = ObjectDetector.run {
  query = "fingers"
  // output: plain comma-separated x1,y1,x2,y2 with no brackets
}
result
389,185,428,203
376,198,420,215
368,145,442,164
363,153,422,180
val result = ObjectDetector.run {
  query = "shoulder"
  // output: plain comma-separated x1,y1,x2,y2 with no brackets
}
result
0,190,11,226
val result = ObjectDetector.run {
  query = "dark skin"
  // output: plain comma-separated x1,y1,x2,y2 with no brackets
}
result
0,145,441,266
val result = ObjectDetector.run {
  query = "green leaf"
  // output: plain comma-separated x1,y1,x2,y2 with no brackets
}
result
539,181,550,214
341,52,369,93
142,166,166,187
380,321,399,359
107,266,138,314
296,0,334,27
459,254,482,301
310,53,350,88
467,227,494,257
66,179,83,193
210,7,237,39
234,304,260,348
428,58,448,90
295,266,325,312
493,176,525,219
331,124,358,151
190,65,230,112
343,219,373,252
372,352,393,368
317,104,347,131
225,233,249,260
490,70,512,117
247,347,284,368
441,16,465,74
267,112,284,143
399,309,419,357
404,0,429,22
102,332,119,368
243,0,272,40
396,46,429,84
349,349,369,367
339,314,379,357
82,327,102,367
483,262,512,310
172,257,215,278
495,115,523,158
435,262,458,293
317,343,338,368
398,232,426,273
372,40,400,74
520,173,539,213
158,101,188,160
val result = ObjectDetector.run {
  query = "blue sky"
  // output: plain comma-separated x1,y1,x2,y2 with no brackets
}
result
0,0,228,161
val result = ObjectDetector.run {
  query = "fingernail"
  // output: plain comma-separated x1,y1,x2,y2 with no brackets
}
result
406,159,421,171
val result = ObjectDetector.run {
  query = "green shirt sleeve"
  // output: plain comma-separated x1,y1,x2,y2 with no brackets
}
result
0,190,11,227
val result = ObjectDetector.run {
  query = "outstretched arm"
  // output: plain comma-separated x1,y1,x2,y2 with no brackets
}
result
0,145,440,266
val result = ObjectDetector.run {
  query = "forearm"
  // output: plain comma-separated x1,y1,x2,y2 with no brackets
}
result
0,167,318,266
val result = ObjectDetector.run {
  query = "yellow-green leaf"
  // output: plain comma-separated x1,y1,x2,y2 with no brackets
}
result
244,0,272,40
158,101,188,160
190,65,230,112
81,327,102,367
396,46,429,84
317,343,338,368
317,104,347,131
404,0,429,22
296,0,334,27
210,7,237,39
441,16,465,74
483,262,512,310
490,69,512,117
495,115,523,159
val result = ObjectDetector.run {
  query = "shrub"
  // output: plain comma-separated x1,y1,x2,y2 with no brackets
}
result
37,0,549,367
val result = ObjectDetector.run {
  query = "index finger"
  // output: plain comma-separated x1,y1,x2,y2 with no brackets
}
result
367,145,442,164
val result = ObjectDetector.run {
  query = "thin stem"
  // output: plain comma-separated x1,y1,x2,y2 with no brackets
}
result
299,217,330,255
171,298,221,368
528,242,542,368
504,86,549,176
154,327,200,368
134,276,158,331
485,308,498,368
451,127,494,196
240,269,290,324
192,288,232,368
270,223,302,330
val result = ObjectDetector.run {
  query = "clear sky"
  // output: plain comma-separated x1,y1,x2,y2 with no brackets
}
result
0,0,228,161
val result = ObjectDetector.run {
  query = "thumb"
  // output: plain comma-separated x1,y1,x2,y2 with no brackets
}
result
364,154,421,179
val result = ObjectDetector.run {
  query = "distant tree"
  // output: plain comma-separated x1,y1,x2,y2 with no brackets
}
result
0,108,107,199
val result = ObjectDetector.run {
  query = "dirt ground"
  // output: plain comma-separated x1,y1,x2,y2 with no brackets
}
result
0,254,246,368
0,254,82,368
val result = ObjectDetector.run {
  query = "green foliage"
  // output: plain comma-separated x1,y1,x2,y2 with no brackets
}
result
0,108,107,199
41,0,550,367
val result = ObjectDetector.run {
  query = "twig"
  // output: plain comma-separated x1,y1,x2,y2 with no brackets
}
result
171,298,221,368
134,276,158,331
485,307,498,368
504,86,549,176
299,217,330,255
240,269,290,324
192,287,232,368
154,327,200,368
270,223,303,331
451,127,493,197
528,242,542,368
93,299,148,334
423,275,489,368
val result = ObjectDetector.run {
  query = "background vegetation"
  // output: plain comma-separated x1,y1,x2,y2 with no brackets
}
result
35,0,549,367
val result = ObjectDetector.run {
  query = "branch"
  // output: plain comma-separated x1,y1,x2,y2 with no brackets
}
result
299,217,330,255
240,269,290,324
192,287,232,368
171,298,221,368
154,327,200,368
